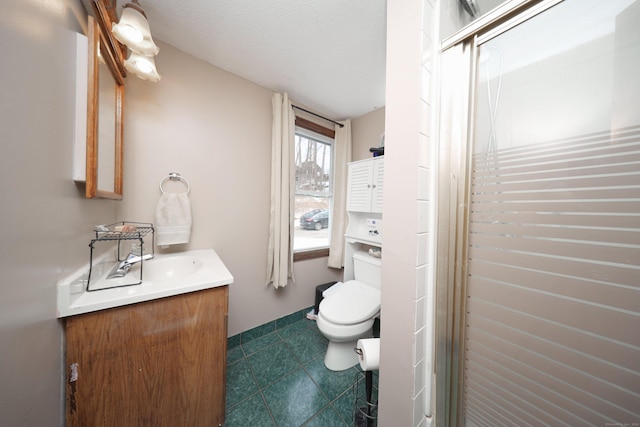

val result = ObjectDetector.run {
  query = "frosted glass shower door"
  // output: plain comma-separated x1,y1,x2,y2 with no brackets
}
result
462,0,640,425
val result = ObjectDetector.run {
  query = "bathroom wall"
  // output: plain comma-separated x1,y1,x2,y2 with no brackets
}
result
379,0,437,425
351,107,386,161
0,0,120,425
118,41,342,337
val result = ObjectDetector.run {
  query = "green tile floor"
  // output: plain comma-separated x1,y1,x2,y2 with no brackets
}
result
224,309,379,426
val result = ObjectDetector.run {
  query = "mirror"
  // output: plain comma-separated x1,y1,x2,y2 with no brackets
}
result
86,14,124,199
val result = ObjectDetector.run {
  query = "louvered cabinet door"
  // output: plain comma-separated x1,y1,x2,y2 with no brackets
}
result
370,157,385,213
347,160,374,212
347,157,384,213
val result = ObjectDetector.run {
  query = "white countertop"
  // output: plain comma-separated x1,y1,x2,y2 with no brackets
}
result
57,249,233,317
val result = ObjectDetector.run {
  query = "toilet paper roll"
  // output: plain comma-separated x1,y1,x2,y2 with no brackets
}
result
356,338,380,371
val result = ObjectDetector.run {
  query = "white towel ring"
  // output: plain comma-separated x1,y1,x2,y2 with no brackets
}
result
160,172,190,194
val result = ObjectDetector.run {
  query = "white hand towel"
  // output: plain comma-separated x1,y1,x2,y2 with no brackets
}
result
155,192,192,246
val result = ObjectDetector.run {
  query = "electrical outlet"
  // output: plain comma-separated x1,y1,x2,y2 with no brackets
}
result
366,218,382,236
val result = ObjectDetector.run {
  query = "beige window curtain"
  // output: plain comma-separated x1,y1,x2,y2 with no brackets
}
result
266,93,296,289
327,120,352,268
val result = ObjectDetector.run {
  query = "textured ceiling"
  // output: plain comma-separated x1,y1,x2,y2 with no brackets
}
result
118,0,387,120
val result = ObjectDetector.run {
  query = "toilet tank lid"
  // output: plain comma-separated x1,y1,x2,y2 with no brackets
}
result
353,250,382,266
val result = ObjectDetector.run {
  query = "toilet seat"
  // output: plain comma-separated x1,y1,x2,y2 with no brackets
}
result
319,280,380,325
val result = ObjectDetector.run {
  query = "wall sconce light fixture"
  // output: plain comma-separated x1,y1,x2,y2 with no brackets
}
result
124,51,161,82
112,0,161,81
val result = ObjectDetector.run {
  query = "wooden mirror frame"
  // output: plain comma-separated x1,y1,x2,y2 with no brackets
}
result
85,13,124,199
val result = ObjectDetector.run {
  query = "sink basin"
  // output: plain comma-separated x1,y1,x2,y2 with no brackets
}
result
57,249,234,317
141,256,204,282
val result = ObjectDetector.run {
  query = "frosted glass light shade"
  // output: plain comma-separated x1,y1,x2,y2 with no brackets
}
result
125,51,161,82
112,4,159,56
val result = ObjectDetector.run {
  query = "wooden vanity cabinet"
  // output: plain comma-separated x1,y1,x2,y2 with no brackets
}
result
65,285,229,427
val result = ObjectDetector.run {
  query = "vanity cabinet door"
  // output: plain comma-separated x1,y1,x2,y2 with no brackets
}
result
65,285,229,427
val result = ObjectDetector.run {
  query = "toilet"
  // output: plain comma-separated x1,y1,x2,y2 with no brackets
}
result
317,250,381,371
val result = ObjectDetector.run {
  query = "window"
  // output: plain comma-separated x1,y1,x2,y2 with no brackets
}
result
293,119,335,254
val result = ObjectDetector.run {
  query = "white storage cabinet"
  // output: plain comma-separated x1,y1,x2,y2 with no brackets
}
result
346,157,384,213
343,156,384,281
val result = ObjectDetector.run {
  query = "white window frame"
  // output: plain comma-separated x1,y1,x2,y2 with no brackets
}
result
293,126,335,254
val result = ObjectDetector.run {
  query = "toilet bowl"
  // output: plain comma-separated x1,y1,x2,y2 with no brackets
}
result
317,279,380,371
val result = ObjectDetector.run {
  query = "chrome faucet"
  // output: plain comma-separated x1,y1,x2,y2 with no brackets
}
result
107,253,153,279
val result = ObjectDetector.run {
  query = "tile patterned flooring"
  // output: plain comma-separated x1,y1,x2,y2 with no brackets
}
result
224,309,378,426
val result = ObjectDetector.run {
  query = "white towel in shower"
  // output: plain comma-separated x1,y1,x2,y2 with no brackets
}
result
155,192,192,246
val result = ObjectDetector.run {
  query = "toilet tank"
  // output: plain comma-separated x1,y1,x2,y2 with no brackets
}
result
353,250,382,289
